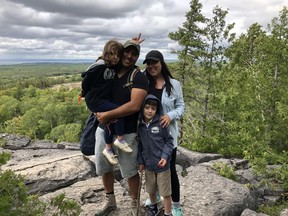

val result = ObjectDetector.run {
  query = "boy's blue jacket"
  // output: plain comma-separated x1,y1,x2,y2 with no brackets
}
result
137,94,174,173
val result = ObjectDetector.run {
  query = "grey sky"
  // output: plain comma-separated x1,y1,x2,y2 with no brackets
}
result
0,0,286,62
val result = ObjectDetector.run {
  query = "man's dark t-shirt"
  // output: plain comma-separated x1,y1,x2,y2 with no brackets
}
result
110,68,148,133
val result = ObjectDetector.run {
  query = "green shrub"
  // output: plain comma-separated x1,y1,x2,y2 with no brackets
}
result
0,170,81,216
212,162,237,181
258,199,288,216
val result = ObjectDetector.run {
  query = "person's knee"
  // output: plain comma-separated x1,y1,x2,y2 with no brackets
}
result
96,162,113,176
130,172,139,179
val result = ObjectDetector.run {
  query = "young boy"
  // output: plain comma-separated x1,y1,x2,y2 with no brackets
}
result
137,94,174,216
80,40,132,165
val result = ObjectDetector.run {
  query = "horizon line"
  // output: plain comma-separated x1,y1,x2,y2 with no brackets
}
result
0,58,179,66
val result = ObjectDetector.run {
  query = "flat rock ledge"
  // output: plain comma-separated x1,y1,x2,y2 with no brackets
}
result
0,134,262,215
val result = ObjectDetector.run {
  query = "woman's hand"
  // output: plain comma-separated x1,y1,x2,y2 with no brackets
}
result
159,114,171,128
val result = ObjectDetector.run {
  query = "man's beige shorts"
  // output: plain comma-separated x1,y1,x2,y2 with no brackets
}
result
145,169,171,197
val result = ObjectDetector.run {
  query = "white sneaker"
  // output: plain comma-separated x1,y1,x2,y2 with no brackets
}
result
114,139,133,153
103,148,118,165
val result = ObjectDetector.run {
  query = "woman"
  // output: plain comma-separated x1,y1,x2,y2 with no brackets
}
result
143,50,185,216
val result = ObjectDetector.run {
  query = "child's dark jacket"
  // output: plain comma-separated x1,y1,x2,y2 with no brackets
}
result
81,59,116,109
137,94,174,173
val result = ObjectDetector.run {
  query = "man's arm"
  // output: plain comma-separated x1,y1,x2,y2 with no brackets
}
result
96,88,147,124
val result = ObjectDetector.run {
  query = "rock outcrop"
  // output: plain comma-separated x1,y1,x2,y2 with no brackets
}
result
0,134,279,215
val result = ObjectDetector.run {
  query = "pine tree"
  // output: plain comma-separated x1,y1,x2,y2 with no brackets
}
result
168,0,207,143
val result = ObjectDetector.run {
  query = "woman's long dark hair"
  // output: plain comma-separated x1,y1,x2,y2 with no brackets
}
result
146,61,174,96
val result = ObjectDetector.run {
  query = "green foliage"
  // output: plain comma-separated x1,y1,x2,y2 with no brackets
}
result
0,169,45,216
178,5,288,161
0,95,20,130
0,62,89,143
44,193,81,216
258,199,288,216
169,0,207,63
46,123,82,143
0,169,81,216
212,162,237,181
0,152,11,165
0,63,88,90
172,5,288,214
2,85,87,141
244,144,288,191
0,141,81,216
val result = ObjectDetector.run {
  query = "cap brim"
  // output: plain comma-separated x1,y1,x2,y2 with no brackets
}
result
143,57,160,64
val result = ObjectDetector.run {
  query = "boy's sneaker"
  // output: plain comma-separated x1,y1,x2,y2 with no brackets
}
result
114,139,133,153
172,207,183,216
145,193,162,206
146,204,158,216
103,148,118,165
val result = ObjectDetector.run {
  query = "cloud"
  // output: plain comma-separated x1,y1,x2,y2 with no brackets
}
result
202,0,286,35
0,0,286,63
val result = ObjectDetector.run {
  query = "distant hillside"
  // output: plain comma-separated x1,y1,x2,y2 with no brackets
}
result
0,63,89,79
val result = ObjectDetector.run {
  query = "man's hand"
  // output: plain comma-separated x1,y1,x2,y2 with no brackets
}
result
96,112,117,124
159,114,171,128
131,33,145,45
95,112,108,124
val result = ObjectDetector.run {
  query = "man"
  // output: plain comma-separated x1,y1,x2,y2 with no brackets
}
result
95,36,148,215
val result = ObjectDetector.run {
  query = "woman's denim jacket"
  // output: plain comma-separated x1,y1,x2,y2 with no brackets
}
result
161,78,185,148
